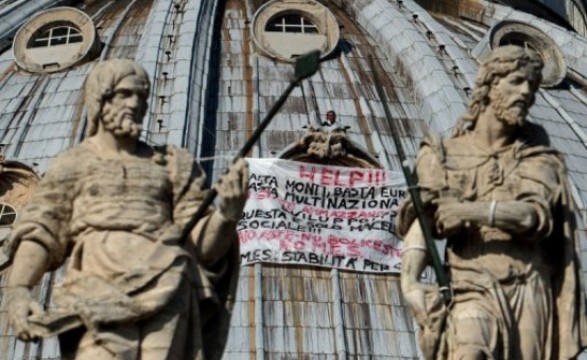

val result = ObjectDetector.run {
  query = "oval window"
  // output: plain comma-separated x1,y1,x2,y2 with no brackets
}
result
13,7,101,73
27,23,84,49
265,14,319,34
0,203,17,227
252,0,339,62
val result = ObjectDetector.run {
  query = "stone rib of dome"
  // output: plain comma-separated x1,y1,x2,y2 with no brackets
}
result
0,0,585,358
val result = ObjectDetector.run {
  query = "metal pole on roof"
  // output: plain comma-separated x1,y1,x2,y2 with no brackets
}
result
254,262,265,360
179,50,321,244
368,56,451,302
331,269,348,359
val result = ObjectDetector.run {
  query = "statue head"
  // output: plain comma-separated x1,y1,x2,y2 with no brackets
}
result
454,45,543,137
85,59,150,139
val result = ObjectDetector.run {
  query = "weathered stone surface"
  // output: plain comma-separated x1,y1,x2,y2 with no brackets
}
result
2,59,248,359
398,46,587,360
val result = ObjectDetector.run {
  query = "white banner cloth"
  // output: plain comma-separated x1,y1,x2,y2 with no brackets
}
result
238,158,407,273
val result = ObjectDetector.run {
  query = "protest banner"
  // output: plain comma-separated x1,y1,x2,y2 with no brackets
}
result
238,158,407,273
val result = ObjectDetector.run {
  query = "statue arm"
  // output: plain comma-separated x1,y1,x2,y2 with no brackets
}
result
400,219,436,324
7,241,49,287
397,143,444,237
399,143,444,322
401,219,429,287
435,200,539,235
188,158,249,268
4,152,78,341
435,157,557,239
6,241,50,341
4,245,47,341
191,211,239,268
6,150,80,271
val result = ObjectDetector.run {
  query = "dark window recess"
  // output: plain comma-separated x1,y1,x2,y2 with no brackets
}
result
0,203,16,226
52,27,68,37
27,26,83,49
265,14,319,34
30,38,49,48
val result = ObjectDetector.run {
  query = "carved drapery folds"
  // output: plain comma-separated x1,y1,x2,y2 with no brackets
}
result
280,127,382,169
0,156,40,253
0,155,40,209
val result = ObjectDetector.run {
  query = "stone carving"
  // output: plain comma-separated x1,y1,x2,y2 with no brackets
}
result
398,46,587,359
0,157,40,261
280,127,381,168
2,59,248,359
0,156,40,208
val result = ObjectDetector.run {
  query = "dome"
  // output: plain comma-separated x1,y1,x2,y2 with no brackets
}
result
0,0,586,358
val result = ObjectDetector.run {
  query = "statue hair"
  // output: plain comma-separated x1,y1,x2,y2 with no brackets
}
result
84,59,150,138
452,45,544,137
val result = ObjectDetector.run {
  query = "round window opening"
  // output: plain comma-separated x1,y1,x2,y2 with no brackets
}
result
13,7,101,73
265,13,320,34
0,203,17,227
0,203,16,243
490,21,566,87
27,22,84,49
252,0,340,62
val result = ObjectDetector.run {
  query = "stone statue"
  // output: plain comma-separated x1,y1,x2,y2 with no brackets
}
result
279,127,381,168
1,59,248,359
397,46,587,359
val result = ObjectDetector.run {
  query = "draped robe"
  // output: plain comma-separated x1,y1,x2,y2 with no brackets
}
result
398,135,587,359
5,141,238,360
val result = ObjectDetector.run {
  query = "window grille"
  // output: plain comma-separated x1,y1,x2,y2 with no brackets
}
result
265,14,319,34
28,26,83,49
0,203,16,226
14,7,102,73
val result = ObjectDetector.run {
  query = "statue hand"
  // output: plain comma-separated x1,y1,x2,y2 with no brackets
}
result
215,158,249,222
434,199,469,237
402,281,437,326
6,286,44,341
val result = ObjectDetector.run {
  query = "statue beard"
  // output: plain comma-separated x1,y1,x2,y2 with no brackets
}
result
101,107,143,139
491,92,528,128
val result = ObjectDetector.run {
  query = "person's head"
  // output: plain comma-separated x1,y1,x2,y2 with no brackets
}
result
85,59,150,139
453,46,543,137
326,110,336,124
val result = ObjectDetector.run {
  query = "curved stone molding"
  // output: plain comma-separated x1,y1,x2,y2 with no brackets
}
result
0,156,40,208
528,0,587,37
489,20,567,87
252,0,340,62
0,0,72,51
445,0,587,86
13,6,101,73
279,127,382,169
346,0,469,135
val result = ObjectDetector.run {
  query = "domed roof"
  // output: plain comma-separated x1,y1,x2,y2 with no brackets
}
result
0,0,586,358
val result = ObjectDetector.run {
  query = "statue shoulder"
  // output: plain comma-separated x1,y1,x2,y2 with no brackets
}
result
416,135,473,169
159,145,206,189
415,135,448,182
159,145,199,171
418,134,445,162
516,145,564,187
439,136,477,156
163,145,193,164
44,144,94,177
55,144,91,162
417,135,471,161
